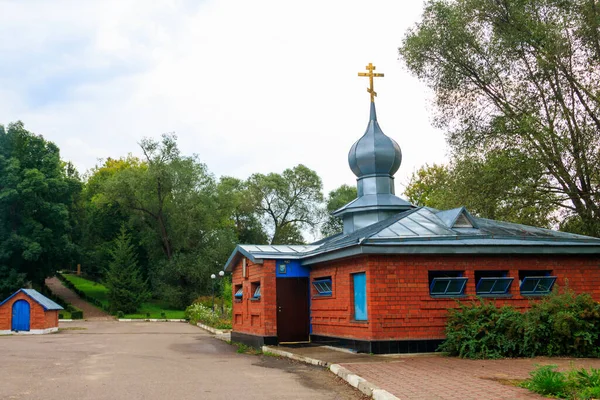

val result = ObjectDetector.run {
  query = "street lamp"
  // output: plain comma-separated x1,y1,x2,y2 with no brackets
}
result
211,270,225,312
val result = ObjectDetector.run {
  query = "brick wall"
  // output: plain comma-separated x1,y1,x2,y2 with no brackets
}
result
310,254,600,341
231,259,277,337
0,292,56,330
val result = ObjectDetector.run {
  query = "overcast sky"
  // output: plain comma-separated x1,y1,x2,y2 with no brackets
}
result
1,0,447,195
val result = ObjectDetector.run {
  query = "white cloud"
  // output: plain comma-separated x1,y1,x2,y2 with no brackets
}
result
1,0,447,194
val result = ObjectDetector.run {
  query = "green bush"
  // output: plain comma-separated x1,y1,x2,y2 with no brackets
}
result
185,303,231,329
439,300,523,359
58,313,64,319
522,290,600,357
440,289,600,359
70,309,83,319
117,311,125,318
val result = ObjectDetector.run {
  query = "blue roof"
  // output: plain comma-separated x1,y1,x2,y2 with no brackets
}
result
223,206,600,271
0,289,63,311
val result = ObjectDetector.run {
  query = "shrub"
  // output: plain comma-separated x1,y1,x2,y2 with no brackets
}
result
70,309,83,319
522,290,600,357
185,303,220,326
117,311,125,318
58,313,64,319
440,289,600,359
439,300,523,359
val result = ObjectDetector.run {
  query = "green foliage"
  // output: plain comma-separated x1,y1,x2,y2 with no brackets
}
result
521,365,600,399
321,184,357,237
404,149,557,228
248,164,324,244
70,309,83,319
0,266,26,301
400,0,600,235
185,302,232,329
523,365,569,398
60,274,109,306
0,122,81,290
440,289,600,359
104,227,149,314
116,311,125,318
523,290,600,357
439,300,523,358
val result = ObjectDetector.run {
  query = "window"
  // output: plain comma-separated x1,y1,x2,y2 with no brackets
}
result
429,271,467,297
353,272,367,321
251,282,261,300
475,271,513,296
234,285,243,300
312,277,332,296
518,270,555,295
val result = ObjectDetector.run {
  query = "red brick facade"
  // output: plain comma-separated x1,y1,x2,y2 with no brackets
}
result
231,253,600,343
231,259,277,337
0,291,59,331
310,254,600,341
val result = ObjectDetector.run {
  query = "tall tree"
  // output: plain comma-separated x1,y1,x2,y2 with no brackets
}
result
400,0,600,236
105,226,149,314
216,176,268,244
321,184,357,237
0,122,80,288
405,149,558,227
96,134,236,307
248,164,324,244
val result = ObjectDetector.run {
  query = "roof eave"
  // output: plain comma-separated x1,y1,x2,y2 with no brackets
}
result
301,243,600,266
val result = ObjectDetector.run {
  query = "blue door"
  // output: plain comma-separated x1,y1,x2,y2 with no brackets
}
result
353,272,367,321
11,300,30,332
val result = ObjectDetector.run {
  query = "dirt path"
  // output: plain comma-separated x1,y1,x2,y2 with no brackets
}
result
45,276,113,320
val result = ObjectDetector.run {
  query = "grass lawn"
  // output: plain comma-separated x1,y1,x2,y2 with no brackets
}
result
62,274,110,308
61,274,185,319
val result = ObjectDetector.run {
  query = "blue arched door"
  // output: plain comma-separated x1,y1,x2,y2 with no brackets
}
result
11,300,30,332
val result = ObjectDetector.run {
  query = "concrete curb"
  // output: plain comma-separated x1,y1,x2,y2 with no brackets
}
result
262,346,399,400
196,322,232,335
118,319,187,322
59,319,74,322
262,346,329,367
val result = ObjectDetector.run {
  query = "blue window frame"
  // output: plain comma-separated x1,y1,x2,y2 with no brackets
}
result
312,278,332,296
520,276,557,295
476,277,513,295
353,272,367,321
430,277,468,296
252,285,261,300
234,286,243,300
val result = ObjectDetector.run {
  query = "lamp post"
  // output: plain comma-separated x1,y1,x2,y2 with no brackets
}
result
211,270,225,312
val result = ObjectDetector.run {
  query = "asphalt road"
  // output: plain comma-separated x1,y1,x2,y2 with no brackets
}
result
0,321,365,400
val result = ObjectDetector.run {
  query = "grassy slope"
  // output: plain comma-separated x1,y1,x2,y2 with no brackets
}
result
62,274,185,319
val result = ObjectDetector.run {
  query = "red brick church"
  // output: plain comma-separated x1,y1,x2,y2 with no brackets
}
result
223,64,600,353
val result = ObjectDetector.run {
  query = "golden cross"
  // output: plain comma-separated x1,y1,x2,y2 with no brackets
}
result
358,63,384,102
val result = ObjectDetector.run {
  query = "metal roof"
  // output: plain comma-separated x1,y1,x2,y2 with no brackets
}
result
223,207,600,271
348,102,402,178
0,288,63,311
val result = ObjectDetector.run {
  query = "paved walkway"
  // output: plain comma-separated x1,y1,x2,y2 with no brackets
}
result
45,276,113,320
1,321,366,400
276,345,600,400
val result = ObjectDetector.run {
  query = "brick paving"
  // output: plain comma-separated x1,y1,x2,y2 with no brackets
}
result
340,356,600,400
45,276,113,320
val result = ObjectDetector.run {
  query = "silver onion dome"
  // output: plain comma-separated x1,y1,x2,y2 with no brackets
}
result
348,102,402,178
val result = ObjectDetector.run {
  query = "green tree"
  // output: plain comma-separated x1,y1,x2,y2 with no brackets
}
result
405,150,558,227
321,184,357,237
216,177,268,244
248,164,324,244
0,122,80,289
105,226,149,314
400,0,600,235
95,134,236,307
